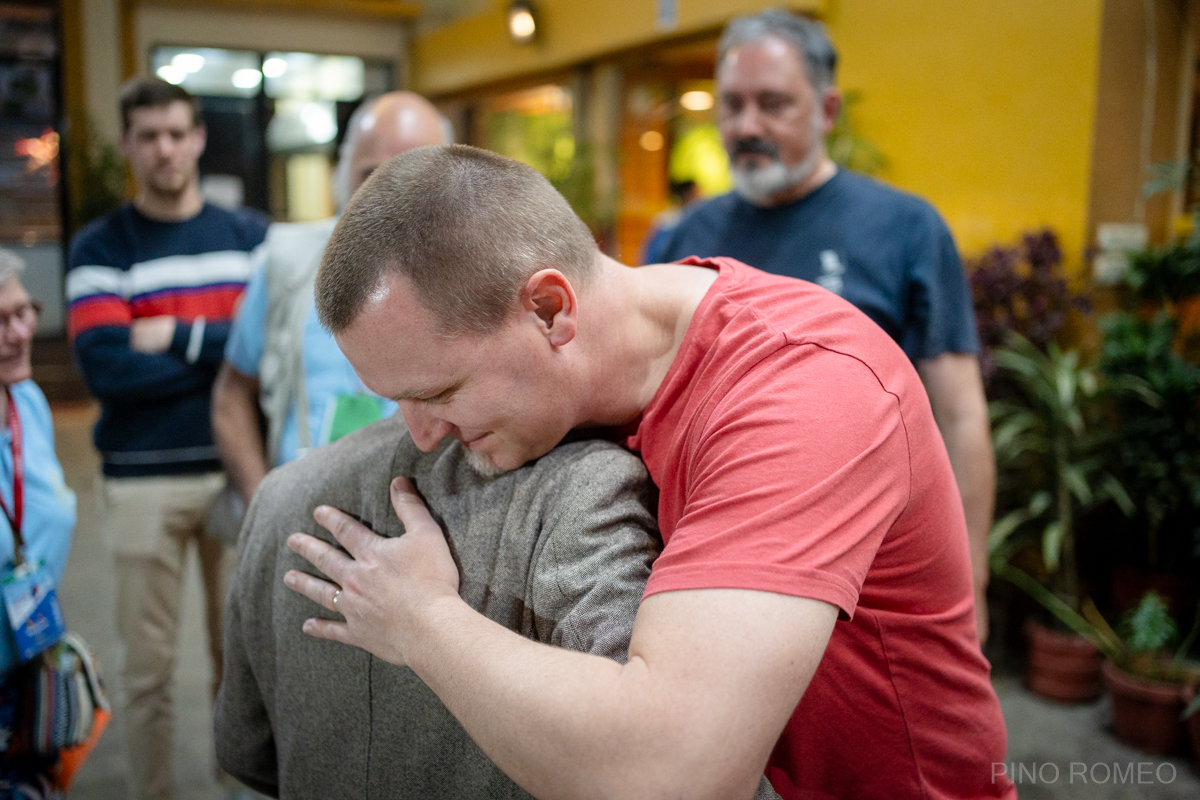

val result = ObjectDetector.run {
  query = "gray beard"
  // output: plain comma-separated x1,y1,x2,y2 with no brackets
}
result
732,144,823,207
464,448,509,478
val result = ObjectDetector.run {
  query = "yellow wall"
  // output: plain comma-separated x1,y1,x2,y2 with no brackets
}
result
417,0,1107,269
413,0,822,96
825,0,1104,268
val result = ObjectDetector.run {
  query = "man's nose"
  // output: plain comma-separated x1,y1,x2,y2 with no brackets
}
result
400,402,453,452
155,132,175,157
729,103,765,139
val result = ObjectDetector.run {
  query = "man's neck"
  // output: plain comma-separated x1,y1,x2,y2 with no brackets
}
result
133,183,204,222
759,157,838,209
577,257,718,427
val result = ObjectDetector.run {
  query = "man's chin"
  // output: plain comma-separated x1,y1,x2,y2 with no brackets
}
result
464,449,511,478
147,174,191,198
732,164,795,206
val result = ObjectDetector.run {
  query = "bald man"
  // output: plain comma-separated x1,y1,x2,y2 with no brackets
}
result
213,92,449,504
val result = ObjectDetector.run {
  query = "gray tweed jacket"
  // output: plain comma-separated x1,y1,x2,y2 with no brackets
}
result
214,417,661,799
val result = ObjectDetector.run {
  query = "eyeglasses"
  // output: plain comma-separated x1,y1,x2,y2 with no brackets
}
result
0,300,42,334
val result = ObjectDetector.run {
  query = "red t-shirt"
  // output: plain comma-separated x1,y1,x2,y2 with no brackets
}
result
624,258,1014,800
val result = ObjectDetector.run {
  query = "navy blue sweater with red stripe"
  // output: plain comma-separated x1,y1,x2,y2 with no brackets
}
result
67,203,269,477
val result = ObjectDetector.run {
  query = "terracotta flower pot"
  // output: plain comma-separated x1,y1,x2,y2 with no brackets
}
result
1023,620,1103,702
1102,660,1185,756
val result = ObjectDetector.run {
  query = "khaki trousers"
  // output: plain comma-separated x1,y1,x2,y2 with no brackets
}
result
99,473,234,800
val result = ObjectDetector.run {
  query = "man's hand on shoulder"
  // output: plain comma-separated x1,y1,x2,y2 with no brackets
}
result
284,477,462,667
130,316,177,353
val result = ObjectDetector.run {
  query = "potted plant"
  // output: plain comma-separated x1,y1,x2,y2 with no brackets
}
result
970,229,1090,391
1100,249,1200,615
1088,591,1200,755
988,333,1134,701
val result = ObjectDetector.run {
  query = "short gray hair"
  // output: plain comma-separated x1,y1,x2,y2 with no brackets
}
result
332,97,456,211
0,249,26,285
718,9,838,91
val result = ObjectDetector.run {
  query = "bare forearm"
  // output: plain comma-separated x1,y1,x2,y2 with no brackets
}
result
918,354,996,640
408,596,759,800
941,413,995,593
212,363,269,505
286,489,831,799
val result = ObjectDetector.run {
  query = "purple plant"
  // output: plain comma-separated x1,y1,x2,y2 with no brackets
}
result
970,229,1090,385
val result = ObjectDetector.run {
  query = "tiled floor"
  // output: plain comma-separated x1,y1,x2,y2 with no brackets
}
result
46,401,1200,799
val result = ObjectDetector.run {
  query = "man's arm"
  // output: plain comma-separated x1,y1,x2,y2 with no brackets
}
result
213,361,269,505
918,353,995,641
286,480,837,800
73,326,218,402
67,260,216,402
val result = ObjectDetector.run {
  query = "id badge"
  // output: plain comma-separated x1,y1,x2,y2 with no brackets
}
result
2,561,66,661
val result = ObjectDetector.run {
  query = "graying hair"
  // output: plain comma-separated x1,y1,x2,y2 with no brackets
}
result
0,249,26,285
332,97,456,211
718,8,838,90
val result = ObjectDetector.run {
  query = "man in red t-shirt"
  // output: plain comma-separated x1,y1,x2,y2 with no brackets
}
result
283,145,1015,800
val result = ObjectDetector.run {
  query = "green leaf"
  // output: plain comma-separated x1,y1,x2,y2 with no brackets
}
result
988,509,1030,554
1120,591,1177,653
1099,473,1135,517
1042,520,1065,571
1028,491,1052,517
993,564,1119,660
1061,464,1093,506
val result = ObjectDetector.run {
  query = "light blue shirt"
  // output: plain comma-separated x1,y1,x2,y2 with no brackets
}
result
224,260,396,467
0,380,77,679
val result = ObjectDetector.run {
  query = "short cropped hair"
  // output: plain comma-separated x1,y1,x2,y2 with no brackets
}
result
316,144,597,336
718,9,838,91
119,76,201,131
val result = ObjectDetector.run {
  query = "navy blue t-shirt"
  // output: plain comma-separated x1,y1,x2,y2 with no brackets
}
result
652,170,979,361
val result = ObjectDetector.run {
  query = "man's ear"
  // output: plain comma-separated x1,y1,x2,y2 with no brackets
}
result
193,122,208,158
820,87,843,136
520,269,578,347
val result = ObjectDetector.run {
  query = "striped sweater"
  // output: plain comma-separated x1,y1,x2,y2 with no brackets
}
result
67,203,269,477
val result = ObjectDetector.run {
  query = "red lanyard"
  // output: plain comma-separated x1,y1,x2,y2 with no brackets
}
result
0,390,24,563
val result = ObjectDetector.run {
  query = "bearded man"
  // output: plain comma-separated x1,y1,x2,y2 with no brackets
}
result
650,9,996,641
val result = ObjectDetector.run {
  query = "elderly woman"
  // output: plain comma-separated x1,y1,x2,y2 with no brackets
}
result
0,249,75,798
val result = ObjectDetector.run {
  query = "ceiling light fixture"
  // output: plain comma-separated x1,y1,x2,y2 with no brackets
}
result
231,68,263,90
508,1,537,45
680,90,714,112
171,53,205,73
262,57,288,78
156,65,185,85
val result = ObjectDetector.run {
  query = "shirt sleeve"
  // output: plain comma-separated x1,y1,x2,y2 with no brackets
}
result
643,344,912,618
22,385,74,589
67,237,218,403
530,444,661,663
900,209,981,360
224,258,270,377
